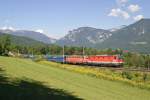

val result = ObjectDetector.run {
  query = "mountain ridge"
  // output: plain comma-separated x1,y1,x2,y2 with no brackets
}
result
56,27,112,47
96,18,150,52
0,29,56,44
0,18,150,53
55,18,150,53
0,33,46,47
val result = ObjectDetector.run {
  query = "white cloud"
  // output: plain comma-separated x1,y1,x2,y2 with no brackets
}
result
0,26,16,31
133,15,144,21
128,4,141,13
116,0,128,7
118,0,128,3
108,8,130,19
35,29,44,33
108,0,143,21
108,8,120,17
122,11,130,19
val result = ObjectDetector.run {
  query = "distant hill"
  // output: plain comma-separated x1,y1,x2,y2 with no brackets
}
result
97,19,150,53
0,29,56,44
56,27,112,47
56,19,150,53
0,33,46,47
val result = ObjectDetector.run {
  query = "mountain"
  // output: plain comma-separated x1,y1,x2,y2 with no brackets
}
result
97,19,150,53
0,29,56,44
56,19,150,53
0,33,46,47
56,27,112,47
1,19,150,53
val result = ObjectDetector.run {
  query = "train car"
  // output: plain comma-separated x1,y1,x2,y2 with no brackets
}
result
86,55,123,66
65,55,86,64
46,56,64,63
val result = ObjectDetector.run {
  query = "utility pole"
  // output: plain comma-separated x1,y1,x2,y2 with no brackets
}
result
63,45,65,63
148,61,149,70
32,50,33,57
18,50,19,56
82,46,85,62
148,55,150,70
82,46,85,56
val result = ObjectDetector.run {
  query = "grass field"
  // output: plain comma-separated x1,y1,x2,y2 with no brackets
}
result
0,56,150,100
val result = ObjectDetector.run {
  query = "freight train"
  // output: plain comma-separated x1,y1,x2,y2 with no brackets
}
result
46,55,124,67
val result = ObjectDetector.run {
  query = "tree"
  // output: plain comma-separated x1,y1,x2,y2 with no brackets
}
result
0,34,11,55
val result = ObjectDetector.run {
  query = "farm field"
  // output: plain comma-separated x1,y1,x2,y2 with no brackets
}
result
0,56,150,100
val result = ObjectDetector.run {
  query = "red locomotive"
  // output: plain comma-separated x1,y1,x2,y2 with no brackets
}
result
86,55,124,66
65,56,90,64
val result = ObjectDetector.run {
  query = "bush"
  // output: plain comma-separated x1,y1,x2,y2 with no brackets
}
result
143,73,147,82
122,71,133,80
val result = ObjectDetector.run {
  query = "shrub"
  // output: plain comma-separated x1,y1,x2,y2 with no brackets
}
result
121,71,133,80
143,73,147,82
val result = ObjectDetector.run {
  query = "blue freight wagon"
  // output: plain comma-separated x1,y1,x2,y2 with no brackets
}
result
46,56,64,63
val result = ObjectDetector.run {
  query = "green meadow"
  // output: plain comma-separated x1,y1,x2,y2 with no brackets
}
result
0,56,150,100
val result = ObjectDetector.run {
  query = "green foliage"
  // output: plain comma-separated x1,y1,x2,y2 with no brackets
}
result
123,52,150,68
0,34,11,55
143,73,148,82
122,71,133,80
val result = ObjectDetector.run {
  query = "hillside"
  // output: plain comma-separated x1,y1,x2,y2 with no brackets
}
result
0,33,46,47
56,19,150,53
97,19,150,53
56,27,112,47
0,29,56,44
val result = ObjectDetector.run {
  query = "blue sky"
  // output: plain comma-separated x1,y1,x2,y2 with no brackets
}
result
0,0,149,39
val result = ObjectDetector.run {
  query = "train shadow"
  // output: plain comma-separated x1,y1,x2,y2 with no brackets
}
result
0,68,83,100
